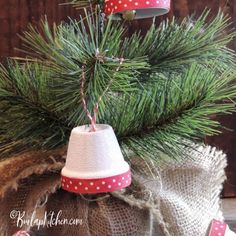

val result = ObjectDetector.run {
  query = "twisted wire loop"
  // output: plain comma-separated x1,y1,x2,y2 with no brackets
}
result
80,55,124,132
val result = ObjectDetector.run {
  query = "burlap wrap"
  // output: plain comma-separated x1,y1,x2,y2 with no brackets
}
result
0,144,227,236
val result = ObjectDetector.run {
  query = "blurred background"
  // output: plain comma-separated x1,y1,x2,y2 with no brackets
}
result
0,0,235,197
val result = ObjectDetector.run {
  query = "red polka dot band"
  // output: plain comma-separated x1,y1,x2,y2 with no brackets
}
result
104,0,170,19
209,219,236,236
209,220,227,236
61,170,131,194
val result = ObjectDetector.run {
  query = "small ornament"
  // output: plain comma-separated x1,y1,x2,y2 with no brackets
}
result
61,124,131,194
61,58,131,194
104,0,170,20
122,10,136,20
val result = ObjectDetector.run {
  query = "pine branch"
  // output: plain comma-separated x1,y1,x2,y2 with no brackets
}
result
0,62,71,156
0,10,235,161
19,11,148,124
122,10,236,72
103,64,236,161
62,0,101,9
18,10,235,126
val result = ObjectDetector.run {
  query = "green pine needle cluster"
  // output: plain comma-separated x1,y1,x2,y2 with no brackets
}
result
0,10,235,162
63,0,103,9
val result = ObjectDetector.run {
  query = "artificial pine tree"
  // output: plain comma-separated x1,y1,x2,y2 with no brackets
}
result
1,8,236,160
0,0,236,235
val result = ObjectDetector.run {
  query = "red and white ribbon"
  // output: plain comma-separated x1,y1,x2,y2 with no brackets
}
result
104,0,170,16
61,169,131,194
209,219,236,236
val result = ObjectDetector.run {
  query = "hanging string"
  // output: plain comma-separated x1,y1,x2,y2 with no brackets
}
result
80,55,124,132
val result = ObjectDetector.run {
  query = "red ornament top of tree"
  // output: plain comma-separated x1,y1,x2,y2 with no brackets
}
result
104,0,171,19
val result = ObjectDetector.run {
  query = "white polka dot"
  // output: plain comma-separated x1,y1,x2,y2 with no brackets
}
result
74,186,78,190
215,227,218,230
129,0,132,1
96,186,100,190
135,2,138,5
122,177,125,180
118,0,122,3
79,182,82,185
108,8,111,11
216,222,220,224
90,182,94,186
66,185,69,188
218,233,222,236
126,180,128,184
118,183,121,186
220,225,224,228
62,179,65,182
124,4,127,7
110,2,113,5
146,1,150,4
114,6,118,9
69,181,72,184
108,185,112,188
85,187,88,191
102,181,106,185
62,183,64,187
113,179,116,183
156,0,159,3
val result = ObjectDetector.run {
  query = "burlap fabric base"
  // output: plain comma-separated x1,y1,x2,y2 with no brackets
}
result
0,145,227,236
